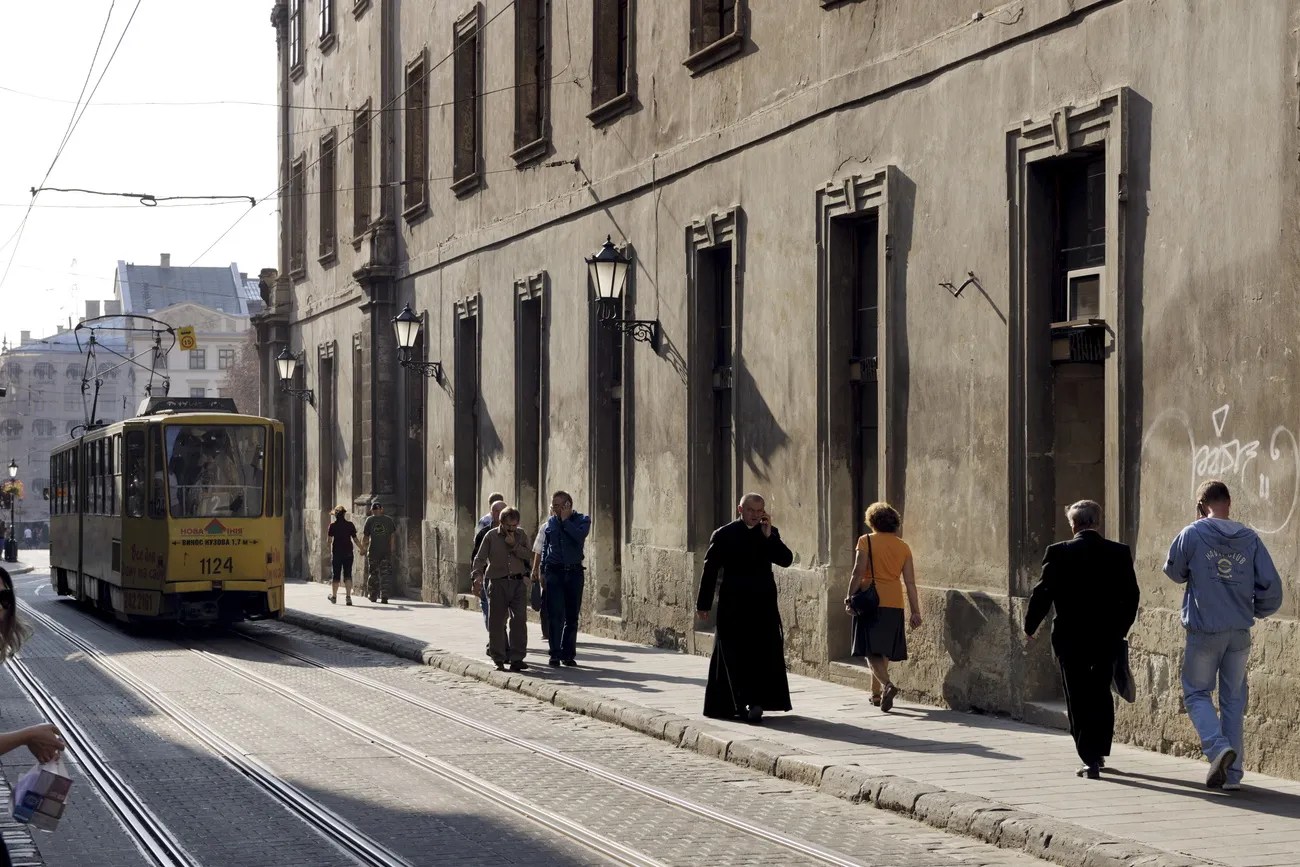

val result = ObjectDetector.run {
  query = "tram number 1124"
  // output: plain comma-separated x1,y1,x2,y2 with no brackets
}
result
200,557,235,575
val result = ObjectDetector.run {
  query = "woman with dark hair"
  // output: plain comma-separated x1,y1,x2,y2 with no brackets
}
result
0,568,65,865
844,502,923,712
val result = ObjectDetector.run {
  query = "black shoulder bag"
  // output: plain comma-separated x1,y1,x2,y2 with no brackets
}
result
849,535,881,621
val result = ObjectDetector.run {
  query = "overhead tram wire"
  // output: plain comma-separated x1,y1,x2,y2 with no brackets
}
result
187,0,521,267
0,0,116,258
0,0,146,293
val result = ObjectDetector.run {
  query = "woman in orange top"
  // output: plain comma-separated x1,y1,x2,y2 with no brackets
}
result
844,502,923,712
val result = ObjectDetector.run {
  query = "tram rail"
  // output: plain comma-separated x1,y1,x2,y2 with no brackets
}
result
19,602,413,867
6,656,200,867
230,630,872,867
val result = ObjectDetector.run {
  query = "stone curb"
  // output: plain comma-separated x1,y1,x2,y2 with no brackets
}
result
1,563,34,577
280,609,1213,867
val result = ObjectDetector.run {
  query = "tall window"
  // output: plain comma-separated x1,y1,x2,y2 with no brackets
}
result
404,55,429,214
290,153,306,275
318,0,335,45
190,387,206,398
1050,154,1107,324
592,0,633,116
452,9,482,194
705,247,735,531
288,0,303,70
319,131,338,259
218,348,236,370
189,349,207,370
513,0,549,159
686,0,744,73
847,218,879,535
353,103,372,236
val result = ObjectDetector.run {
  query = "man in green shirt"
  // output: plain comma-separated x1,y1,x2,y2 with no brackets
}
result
361,500,398,604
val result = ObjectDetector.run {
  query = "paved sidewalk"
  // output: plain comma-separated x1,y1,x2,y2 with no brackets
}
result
277,581,1300,867
1,560,34,577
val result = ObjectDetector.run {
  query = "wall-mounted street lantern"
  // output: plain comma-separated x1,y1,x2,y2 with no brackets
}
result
586,235,660,351
7,460,15,480
275,347,315,406
391,303,443,381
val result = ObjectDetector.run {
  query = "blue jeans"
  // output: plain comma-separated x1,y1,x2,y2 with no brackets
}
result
544,567,584,662
1182,629,1251,784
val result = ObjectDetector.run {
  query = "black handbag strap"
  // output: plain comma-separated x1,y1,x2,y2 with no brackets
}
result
866,534,876,588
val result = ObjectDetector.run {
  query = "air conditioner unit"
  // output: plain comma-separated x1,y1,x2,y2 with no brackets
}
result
1065,266,1105,322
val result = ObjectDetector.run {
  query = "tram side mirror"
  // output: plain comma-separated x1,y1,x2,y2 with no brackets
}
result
0,386,6,398
42,488,49,501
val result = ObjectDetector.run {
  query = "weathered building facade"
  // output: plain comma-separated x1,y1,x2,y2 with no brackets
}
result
263,0,1300,777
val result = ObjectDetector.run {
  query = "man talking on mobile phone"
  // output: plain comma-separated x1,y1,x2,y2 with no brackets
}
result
695,493,794,724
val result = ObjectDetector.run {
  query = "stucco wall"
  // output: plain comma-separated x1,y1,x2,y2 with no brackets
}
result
276,0,1300,778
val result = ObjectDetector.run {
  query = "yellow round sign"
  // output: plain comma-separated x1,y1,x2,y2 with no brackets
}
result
178,333,196,351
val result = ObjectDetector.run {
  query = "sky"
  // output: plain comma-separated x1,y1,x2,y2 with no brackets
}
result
0,1,278,349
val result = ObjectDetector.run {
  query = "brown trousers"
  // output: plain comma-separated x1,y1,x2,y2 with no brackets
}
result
487,576,529,663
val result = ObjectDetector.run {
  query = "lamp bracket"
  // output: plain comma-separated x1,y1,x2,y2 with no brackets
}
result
280,382,315,407
595,298,660,351
398,348,444,381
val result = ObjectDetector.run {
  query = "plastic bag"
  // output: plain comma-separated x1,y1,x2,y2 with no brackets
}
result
12,758,72,831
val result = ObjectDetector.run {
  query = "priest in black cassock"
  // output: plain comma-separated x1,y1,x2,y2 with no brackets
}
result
695,492,795,723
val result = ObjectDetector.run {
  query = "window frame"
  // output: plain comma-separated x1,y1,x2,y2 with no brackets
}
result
319,0,337,51
290,152,307,278
403,52,430,219
218,348,236,370
352,102,373,242
511,0,551,165
590,0,635,124
319,130,339,262
451,5,484,197
289,0,305,78
189,348,207,370
684,0,745,76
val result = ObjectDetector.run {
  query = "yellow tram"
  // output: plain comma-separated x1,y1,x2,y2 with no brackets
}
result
49,396,286,623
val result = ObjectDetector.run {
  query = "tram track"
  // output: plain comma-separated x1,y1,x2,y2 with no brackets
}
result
228,630,872,867
23,596,877,867
18,602,413,867
6,656,200,867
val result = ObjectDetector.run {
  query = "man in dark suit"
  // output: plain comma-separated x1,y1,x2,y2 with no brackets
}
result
1024,500,1140,779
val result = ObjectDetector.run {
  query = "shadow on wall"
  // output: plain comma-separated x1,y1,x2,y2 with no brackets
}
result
889,171,916,516
734,357,790,475
939,589,1056,712
479,402,505,469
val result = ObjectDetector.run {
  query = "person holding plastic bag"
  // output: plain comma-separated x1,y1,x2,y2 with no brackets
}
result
0,567,66,864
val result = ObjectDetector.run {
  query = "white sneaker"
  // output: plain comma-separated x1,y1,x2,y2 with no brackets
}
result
1207,748,1237,789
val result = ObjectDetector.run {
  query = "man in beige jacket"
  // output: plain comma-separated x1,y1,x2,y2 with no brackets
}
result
471,506,534,671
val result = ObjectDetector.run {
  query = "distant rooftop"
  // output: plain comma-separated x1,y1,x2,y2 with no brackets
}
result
115,254,253,317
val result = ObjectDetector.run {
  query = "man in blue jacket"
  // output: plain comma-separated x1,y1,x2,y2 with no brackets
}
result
540,490,591,667
1164,480,1283,791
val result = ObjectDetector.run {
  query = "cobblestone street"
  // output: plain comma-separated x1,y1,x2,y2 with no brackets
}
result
0,554,1042,866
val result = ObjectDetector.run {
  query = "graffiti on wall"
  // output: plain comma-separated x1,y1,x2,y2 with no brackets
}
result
1142,405,1299,534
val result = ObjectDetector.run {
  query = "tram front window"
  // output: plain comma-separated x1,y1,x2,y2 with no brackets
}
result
165,425,265,518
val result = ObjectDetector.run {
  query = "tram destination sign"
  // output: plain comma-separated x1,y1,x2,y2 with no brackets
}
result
137,396,239,415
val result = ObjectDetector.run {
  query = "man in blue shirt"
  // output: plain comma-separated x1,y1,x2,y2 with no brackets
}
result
1164,480,1283,791
540,491,591,667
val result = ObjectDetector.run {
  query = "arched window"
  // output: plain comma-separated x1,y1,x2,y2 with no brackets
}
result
33,419,56,438
2,419,22,440
1,362,20,382
33,362,54,381
65,364,81,379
